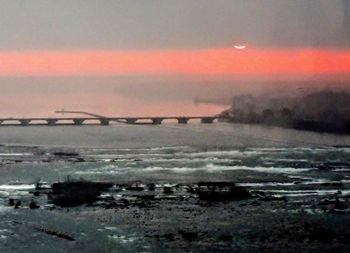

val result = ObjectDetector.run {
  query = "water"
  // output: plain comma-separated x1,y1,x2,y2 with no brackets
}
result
0,123,349,252
0,123,349,194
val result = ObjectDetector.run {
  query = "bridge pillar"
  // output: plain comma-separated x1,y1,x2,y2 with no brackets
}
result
177,118,189,124
19,119,31,126
201,117,215,124
99,118,110,126
151,118,163,125
126,118,137,124
46,119,58,126
73,119,85,125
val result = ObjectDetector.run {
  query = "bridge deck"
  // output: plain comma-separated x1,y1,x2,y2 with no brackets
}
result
0,116,219,126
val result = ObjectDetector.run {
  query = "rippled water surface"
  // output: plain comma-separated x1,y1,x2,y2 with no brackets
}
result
0,123,349,199
0,123,349,252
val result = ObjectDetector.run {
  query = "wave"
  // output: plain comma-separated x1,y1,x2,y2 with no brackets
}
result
204,164,316,174
0,153,32,156
333,168,350,172
267,189,350,197
0,184,35,190
74,163,316,175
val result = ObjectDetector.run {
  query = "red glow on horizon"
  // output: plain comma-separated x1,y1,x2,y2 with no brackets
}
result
0,48,350,77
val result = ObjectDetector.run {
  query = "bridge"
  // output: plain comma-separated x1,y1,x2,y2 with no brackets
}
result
0,111,219,126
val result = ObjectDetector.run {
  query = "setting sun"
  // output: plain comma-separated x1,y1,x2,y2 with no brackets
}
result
234,45,247,50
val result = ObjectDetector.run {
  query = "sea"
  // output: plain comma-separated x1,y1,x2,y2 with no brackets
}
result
0,122,349,200
0,100,349,252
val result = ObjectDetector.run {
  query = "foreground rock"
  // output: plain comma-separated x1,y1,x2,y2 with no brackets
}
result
48,181,114,207
190,181,251,201
23,179,350,252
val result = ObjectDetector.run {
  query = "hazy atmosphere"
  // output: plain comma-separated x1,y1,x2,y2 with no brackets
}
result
0,0,349,49
0,0,350,117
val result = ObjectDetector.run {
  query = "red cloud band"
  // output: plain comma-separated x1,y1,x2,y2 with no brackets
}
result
0,48,349,76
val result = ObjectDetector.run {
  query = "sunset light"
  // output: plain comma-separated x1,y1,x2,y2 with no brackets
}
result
0,48,350,77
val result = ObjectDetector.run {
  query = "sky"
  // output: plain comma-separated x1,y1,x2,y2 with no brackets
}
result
0,0,349,50
0,0,349,116
0,0,349,77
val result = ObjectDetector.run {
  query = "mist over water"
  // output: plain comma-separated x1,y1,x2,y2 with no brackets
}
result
0,77,227,118
0,92,224,118
1,76,350,118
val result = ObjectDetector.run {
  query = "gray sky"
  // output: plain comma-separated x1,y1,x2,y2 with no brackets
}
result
0,0,349,50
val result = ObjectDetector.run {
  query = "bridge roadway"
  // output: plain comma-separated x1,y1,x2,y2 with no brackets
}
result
0,116,218,126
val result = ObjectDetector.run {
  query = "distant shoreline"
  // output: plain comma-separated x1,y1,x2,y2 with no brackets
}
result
219,117,350,135
219,90,350,135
